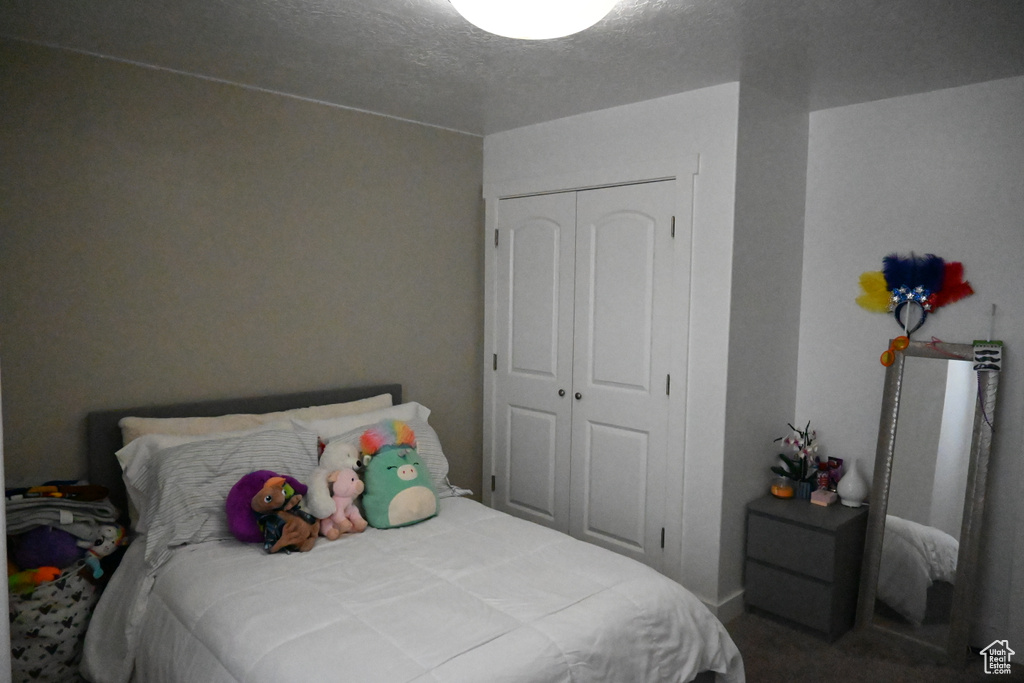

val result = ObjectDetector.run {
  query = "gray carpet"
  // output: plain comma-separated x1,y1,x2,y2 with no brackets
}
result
725,611,1023,682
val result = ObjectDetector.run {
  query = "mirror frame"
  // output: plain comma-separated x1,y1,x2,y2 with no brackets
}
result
855,339,1001,664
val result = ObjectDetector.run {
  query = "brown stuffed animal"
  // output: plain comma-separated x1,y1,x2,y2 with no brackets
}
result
250,477,320,554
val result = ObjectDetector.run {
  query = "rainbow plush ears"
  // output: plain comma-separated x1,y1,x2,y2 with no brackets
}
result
360,420,417,456
856,253,974,335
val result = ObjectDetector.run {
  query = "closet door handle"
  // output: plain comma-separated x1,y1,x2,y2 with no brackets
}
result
574,392,582,400
558,389,565,397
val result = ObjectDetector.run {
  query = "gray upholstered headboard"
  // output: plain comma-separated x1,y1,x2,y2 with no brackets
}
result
85,384,402,523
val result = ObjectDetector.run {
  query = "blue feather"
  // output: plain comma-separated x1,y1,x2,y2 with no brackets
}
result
882,253,913,289
918,254,945,293
882,252,945,292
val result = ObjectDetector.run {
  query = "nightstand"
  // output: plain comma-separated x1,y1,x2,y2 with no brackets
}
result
744,495,868,640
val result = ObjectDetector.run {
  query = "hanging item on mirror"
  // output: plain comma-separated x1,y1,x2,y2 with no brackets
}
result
856,253,974,365
973,341,1003,372
973,305,1003,372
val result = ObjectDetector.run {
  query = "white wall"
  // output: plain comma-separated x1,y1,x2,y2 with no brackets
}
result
720,83,808,620
483,83,741,607
799,75,1024,644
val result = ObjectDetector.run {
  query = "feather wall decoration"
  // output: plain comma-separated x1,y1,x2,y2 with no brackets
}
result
856,252,974,335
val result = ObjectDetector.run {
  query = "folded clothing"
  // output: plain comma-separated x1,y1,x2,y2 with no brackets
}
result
6,485,120,541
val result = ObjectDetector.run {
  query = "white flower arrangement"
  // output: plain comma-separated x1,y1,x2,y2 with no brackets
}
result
771,421,820,483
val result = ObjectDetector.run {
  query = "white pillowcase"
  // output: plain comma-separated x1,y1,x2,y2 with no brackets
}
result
295,401,431,438
127,428,319,570
118,393,393,445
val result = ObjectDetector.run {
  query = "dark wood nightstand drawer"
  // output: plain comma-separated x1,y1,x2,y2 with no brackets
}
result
747,513,835,582
745,560,833,633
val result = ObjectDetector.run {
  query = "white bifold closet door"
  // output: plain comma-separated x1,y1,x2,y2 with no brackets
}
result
492,180,675,570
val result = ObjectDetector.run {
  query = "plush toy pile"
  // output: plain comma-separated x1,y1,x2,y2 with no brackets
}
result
225,420,439,552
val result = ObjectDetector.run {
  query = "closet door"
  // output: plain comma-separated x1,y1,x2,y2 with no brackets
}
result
492,192,576,532
568,181,675,569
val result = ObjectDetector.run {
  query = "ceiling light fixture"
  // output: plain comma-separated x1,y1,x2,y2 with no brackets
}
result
449,0,618,40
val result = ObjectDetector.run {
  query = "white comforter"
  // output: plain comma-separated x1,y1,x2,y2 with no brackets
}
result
877,514,959,626
82,498,743,683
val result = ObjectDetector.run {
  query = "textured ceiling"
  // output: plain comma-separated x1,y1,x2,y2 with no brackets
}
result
2,0,1023,136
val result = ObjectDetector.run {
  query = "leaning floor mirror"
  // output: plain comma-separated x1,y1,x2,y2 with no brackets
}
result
855,339,1001,665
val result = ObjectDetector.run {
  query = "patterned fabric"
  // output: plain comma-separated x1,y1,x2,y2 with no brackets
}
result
9,558,100,682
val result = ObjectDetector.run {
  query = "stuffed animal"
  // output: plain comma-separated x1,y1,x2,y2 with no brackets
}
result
8,566,61,595
11,525,85,570
249,476,320,554
77,524,126,579
360,420,438,529
227,471,309,543
305,440,365,521
319,468,368,540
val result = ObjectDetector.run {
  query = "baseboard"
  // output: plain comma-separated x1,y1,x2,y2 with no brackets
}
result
711,588,745,625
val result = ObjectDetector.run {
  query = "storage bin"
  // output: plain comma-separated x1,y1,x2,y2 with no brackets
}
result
9,557,101,682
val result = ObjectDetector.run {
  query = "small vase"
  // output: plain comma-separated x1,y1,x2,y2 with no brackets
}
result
837,460,868,507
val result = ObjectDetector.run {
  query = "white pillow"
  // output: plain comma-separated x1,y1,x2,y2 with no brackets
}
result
127,428,319,569
318,414,460,498
118,393,393,445
294,401,431,438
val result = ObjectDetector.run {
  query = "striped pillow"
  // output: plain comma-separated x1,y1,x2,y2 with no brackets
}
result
128,428,319,569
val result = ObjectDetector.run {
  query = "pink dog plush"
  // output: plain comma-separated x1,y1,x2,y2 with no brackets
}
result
320,468,368,540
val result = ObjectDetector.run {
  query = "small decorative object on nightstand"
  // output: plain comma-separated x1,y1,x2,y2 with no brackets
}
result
744,495,868,640
836,460,868,507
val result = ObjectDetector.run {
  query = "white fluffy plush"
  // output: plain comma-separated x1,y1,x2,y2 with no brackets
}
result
304,441,365,520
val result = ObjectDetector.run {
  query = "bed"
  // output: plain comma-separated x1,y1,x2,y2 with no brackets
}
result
79,384,744,683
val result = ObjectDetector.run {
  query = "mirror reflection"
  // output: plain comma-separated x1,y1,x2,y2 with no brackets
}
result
872,356,975,648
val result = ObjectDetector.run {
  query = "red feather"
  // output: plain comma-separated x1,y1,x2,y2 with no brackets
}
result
931,261,974,309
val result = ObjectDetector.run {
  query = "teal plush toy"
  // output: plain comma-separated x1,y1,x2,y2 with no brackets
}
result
359,420,438,529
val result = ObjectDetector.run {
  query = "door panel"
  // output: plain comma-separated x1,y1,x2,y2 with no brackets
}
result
582,421,648,550
588,206,655,391
569,181,675,568
510,224,560,377
492,192,576,532
506,406,558,516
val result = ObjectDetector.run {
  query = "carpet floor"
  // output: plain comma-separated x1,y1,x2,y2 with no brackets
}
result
724,611,1023,682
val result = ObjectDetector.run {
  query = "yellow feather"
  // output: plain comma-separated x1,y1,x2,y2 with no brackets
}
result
855,271,891,312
